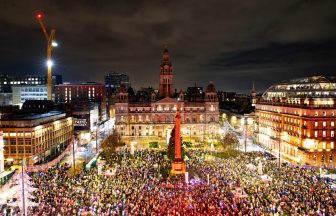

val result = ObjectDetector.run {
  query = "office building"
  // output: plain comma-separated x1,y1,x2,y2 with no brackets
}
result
256,76,336,167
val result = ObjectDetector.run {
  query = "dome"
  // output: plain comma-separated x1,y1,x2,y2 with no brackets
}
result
206,82,216,93
262,75,336,100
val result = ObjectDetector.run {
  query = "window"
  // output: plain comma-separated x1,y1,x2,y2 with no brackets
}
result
323,111,326,116
332,131,335,138
322,131,326,138
315,122,318,127
323,122,326,127
331,122,335,127
314,131,318,138
331,142,334,149
314,111,318,116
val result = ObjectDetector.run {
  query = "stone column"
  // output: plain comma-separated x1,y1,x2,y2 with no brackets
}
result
174,110,182,159
171,103,186,175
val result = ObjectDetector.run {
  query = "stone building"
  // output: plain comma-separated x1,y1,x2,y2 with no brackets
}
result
115,47,219,143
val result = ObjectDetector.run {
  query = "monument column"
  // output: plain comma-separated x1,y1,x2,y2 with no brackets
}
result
171,103,186,175
174,109,182,159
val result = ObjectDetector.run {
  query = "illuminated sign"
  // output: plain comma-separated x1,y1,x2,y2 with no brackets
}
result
74,119,88,127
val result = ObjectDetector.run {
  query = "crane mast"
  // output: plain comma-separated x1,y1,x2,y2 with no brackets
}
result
35,12,56,101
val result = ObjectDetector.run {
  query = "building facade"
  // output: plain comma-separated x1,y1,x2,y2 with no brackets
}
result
55,82,106,104
105,72,130,93
0,111,73,165
115,47,220,143
256,76,336,167
12,85,48,106
0,74,62,104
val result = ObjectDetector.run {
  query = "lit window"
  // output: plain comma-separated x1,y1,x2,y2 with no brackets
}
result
331,122,335,127
332,131,335,138
323,142,326,149
322,131,326,137
315,122,318,127
323,122,326,127
314,131,318,138
315,111,318,116
323,111,326,116
331,142,334,149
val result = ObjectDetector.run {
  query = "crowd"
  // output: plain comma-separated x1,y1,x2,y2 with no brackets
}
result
15,149,336,215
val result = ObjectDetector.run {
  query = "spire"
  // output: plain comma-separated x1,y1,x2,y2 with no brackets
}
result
162,44,171,65
252,82,256,93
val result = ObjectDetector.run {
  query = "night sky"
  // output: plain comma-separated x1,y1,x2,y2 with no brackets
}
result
1,0,336,93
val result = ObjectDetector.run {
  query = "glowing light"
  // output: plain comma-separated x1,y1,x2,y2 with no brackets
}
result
35,12,44,20
303,139,315,149
47,60,53,67
51,41,58,47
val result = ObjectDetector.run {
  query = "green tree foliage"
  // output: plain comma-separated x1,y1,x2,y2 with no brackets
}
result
149,141,159,148
182,141,192,148
221,132,239,150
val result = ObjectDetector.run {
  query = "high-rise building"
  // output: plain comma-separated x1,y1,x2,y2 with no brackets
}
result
105,72,130,94
256,76,336,167
115,47,219,142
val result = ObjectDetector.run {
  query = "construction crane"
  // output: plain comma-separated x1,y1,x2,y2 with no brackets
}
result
35,12,57,101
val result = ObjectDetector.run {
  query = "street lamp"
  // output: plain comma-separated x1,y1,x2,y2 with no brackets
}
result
73,136,77,170
46,59,53,68
35,11,57,100
244,116,247,153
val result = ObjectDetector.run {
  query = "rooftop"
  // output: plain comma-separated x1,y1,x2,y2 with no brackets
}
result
1,111,64,121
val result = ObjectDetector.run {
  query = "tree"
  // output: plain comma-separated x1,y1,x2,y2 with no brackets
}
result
101,128,122,151
167,127,185,161
221,132,239,150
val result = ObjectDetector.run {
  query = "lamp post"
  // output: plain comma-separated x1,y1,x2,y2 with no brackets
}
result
21,159,26,216
189,126,191,142
278,132,282,169
244,116,247,153
96,122,98,154
96,120,100,154
35,12,57,101
73,136,76,170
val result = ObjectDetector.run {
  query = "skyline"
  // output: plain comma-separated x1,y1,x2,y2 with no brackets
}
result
0,0,336,92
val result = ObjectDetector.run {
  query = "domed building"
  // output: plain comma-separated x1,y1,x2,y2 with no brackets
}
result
256,76,336,167
114,47,219,143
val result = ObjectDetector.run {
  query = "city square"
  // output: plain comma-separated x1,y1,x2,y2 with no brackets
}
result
0,1,336,215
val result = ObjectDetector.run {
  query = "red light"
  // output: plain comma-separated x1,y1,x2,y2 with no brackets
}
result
35,12,44,20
